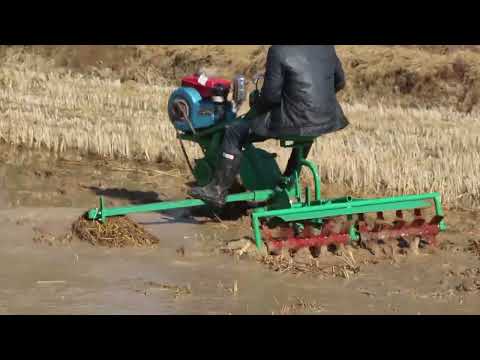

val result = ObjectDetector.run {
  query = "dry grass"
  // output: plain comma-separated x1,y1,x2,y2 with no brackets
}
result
0,48,479,209
0,51,191,164
316,103,480,208
5,45,480,111
275,297,326,315
468,240,480,258
335,45,480,112
72,216,160,247
249,45,480,112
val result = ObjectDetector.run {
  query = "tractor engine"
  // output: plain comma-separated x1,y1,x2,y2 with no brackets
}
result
168,73,246,133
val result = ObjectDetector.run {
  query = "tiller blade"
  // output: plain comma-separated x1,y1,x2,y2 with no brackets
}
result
262,218,350,254
359,209,444,253
262,208,444,256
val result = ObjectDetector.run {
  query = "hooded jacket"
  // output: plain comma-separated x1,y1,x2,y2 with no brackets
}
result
254,45,349,137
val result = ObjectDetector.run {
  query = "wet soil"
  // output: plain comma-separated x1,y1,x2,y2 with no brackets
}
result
0,146,479,315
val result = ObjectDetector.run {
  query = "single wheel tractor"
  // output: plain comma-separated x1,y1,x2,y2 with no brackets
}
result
87,73,447,257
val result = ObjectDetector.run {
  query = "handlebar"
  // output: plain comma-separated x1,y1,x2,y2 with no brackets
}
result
253,73,264,91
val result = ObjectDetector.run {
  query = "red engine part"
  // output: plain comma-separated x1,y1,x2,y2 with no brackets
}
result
181,74,231,99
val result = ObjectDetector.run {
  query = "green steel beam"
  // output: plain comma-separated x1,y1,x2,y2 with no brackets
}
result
270,200,431,222
87,189,275,222
299,158,321,201
254,193,441,219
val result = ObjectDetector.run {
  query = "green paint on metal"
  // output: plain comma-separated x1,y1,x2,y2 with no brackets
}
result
193,158,213,186
266,189,293,211
275,200,431,222
240,145,282,191
252,214,263,250
293,172,301,200
305,186,311,207
300,158,321,201
433,194,447,231
87,189,275,221
349,225,359,243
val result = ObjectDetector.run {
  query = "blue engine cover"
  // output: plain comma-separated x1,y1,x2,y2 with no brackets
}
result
168,87,236,132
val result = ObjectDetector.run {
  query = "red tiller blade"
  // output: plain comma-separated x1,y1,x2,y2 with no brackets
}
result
267,232,350,251
265,218,351,252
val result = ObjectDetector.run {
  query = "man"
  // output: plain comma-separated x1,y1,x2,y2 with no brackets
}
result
189,45,349,208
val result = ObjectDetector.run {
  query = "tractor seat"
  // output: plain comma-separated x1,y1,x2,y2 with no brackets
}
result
273,135,320,197
246,134,317,155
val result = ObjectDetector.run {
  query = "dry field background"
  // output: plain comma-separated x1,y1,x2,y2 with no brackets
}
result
5,45,480,111
0,46,479,209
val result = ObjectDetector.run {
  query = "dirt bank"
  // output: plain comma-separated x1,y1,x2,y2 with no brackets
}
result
3,45,480,111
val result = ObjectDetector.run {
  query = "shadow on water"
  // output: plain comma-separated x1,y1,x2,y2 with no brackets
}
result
87,186,161,205
87,186,215,225
88,185,253,225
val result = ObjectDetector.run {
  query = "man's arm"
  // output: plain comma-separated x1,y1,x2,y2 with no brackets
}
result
334,54,346,93
255,46,284,114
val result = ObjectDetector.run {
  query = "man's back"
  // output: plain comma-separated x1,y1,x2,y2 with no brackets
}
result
260,45,349,137
189,45,349,206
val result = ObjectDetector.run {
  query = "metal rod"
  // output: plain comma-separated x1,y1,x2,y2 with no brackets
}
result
300,158,321,200
433,193,447,231
87,190,275,221
254,193,441,219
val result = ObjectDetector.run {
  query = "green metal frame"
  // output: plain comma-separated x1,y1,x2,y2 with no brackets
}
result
87,190,275,223
86,106,447,250
177,113,235,187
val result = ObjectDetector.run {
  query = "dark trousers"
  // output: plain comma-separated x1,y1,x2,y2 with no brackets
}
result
221,114,312,177
222,120,259,156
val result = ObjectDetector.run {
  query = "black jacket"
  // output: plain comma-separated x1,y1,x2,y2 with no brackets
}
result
254,45,349,138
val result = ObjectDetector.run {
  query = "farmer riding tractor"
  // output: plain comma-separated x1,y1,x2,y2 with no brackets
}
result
87,70,446,257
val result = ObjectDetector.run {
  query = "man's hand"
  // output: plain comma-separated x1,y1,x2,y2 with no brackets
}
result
249,89,261,109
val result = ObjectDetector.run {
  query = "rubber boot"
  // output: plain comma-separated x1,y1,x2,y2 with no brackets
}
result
189,153,242,208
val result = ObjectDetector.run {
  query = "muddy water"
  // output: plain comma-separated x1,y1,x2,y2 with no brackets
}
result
0,146,479,315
